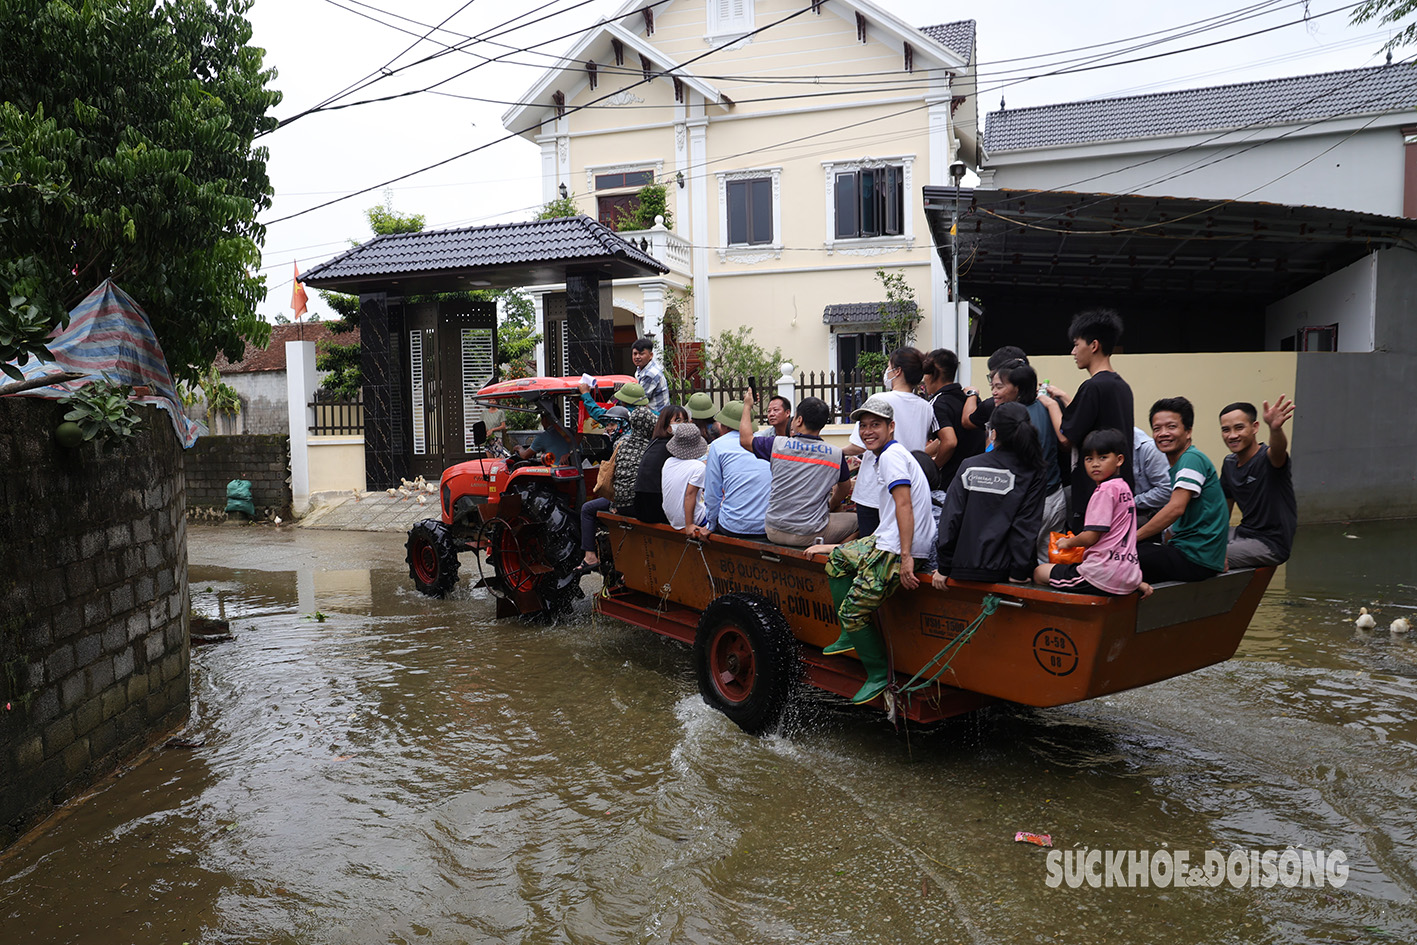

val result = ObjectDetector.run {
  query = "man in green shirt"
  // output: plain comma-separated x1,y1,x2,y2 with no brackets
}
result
1136,396,1227,582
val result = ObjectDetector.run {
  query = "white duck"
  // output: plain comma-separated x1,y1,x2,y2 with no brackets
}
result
1355,607,1377,631
1390,616,1411,635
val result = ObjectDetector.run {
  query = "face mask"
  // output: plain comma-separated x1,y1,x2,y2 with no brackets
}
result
883,368,895,387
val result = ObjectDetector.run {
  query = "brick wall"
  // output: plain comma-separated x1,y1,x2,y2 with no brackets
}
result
0,399,189,849
183,434,290,516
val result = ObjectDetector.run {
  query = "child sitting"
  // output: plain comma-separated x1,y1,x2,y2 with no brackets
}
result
1034,428,1151,597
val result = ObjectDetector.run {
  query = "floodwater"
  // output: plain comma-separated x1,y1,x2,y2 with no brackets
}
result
3,522,1416,945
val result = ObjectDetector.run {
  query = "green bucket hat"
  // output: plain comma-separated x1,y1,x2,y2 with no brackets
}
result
614,382,649,406
714,400,745,428
686,391,718,420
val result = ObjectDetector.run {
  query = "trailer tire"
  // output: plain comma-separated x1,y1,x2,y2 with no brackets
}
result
406,519,460,597
693,593,799,735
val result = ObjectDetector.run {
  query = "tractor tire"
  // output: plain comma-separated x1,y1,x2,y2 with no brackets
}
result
487,483,584,617
406,519,460,597
693,593,801,736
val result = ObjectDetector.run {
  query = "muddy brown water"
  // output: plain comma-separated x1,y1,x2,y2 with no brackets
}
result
3,522,1416,944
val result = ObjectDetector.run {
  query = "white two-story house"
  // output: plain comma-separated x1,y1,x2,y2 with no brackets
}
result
501,0,977,379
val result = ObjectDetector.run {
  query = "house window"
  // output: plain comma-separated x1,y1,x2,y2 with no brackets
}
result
835,330,883,376
822,156,915,251
834,166,903,239
707,0,753,38
1299,324,1338,351
589,165,661,230
728,177,772,245
716,167,781,260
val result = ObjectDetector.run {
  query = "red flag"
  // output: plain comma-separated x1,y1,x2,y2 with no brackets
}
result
291,262,309,320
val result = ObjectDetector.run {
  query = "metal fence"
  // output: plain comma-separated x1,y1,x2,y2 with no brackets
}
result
309,392,364,435
665,375,767,422
794,370,874,424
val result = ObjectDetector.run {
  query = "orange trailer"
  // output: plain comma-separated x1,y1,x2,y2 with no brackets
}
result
594,513,1273,733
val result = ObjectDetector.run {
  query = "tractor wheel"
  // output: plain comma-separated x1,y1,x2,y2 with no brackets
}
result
406,519,460,597
486,483,584,617
693,593,800,736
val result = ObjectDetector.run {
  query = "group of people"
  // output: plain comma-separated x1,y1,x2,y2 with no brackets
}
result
562,315,1296,704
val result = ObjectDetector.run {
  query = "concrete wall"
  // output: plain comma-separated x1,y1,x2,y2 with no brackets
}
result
0,399,189,849
1292,352,1417,521
1372,248,1417,354
1265,254,1376,352
223,371,289,435
986,124,1407,217
308,438,366,494
183,434,291,516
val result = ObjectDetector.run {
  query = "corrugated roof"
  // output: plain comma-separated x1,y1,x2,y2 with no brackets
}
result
918,20,975,66
217,322,360,374
823,301,918,325
983,63,1417,153
301,215,667,288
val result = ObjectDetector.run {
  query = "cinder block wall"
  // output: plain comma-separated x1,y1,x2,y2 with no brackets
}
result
0,399,190,849
183,434,290,516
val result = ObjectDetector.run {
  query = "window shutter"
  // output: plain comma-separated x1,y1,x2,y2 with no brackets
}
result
727,180,748,244
858,168,878,237
882,166,901,236
750,178,772,243
460,328,494,450
835,172,858,239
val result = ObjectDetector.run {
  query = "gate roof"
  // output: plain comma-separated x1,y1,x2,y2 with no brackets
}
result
300,215,667,295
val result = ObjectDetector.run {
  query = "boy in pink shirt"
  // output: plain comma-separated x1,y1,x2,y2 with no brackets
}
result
1035,429,1151,597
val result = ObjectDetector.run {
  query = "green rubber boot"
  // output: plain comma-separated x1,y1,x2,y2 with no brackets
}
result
848,626,892,705
821,574,857,655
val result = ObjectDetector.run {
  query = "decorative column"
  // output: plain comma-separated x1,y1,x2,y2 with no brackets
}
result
641,281,666,343
564,271,613,375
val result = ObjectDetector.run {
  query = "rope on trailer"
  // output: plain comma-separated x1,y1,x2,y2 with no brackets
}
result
898,594,1000,695
655,537,696,617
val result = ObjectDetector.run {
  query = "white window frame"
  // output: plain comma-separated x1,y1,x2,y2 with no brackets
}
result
822,155,916,255
716,166,782,262
705,0,754,46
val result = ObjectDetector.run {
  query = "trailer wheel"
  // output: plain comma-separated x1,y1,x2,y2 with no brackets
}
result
406,519,460,597
693,593,799,735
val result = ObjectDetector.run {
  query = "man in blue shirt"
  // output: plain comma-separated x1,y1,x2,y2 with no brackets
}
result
631,337,669,412
689,400,772,542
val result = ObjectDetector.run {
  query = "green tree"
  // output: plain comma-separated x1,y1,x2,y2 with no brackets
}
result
857,268,921,382
703,326,785,385
0,0,281,383
534,192,580,220
613,183,674,231
1353,0,1417,50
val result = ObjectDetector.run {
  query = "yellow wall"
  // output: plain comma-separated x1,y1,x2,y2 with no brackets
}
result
973,352,1299,468
308,438,366,494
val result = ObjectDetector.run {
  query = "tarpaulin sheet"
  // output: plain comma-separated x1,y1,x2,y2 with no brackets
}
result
4,280,205,447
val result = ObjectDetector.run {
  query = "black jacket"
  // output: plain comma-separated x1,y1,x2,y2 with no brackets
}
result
632,438,672,524
936,449,1047,583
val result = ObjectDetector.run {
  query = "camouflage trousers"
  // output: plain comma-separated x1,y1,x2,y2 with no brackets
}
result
825,536,902,636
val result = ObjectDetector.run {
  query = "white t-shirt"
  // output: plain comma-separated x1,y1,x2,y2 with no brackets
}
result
661,457,706,530
871,442,937,556
850,391,938,509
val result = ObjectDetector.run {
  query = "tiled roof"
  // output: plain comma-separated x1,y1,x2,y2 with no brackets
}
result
301,215,666,283
983,63,1417,153
216,322,360,374
918,20,975,65
823,301,918,326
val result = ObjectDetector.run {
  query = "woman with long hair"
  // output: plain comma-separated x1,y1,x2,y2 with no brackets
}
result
932,401,1048,585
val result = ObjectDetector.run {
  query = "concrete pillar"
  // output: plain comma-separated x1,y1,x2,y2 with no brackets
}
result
564,272,613,375
530,291,547,375
286,340,317,516
776,362,795,404
641,281,666,343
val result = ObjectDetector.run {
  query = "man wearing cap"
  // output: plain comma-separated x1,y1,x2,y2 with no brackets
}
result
662,423,709,530
807,395,936,705
631,338,669,412
689,400,771,542
686,391,720,441
740,389,854,548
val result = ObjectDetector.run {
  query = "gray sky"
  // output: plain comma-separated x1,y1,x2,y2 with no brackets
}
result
247,0,1395,323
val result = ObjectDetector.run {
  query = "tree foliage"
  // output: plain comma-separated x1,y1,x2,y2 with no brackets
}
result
857,268,921,381
1353,0,1417,50
0,0,281,383
703,326,785,385
614,183,674,231
534,192,580,220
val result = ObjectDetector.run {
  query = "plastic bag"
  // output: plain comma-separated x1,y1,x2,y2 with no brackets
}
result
225,479,255,516
1048,531,1085,565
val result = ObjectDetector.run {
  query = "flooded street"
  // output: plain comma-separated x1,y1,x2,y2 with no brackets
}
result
3,522,1416,944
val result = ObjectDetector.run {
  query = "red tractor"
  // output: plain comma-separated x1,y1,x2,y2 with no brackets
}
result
403,374,632,617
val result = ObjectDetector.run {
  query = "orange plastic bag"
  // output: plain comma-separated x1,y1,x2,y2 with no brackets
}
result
1048,531,1085,565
